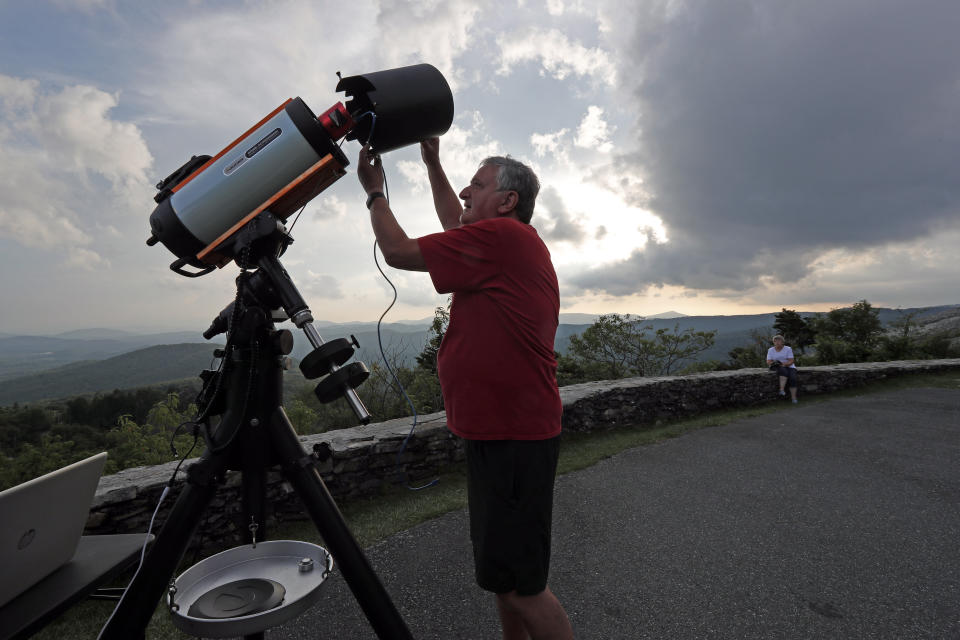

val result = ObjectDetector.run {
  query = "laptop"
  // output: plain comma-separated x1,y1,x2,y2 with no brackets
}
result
0,451,108,607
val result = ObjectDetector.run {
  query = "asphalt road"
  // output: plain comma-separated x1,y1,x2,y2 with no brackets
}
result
239,386,959,639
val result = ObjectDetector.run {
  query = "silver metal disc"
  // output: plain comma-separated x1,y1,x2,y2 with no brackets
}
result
168,540,333,638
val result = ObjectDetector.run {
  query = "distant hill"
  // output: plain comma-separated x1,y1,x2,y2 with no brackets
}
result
55,328,139,339
0,330,210,381
0,343,223,406
558,313,600,324
0,332,432,407
558,311,688,324
1,304,955,406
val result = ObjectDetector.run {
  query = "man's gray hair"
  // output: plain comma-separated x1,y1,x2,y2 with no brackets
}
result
480,156,540,224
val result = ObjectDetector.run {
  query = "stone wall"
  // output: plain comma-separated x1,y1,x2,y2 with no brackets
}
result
88,359,960,547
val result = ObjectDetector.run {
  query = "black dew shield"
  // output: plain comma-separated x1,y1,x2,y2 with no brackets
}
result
337,63,454,155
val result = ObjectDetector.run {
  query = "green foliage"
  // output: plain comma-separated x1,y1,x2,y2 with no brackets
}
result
103,415,178,473
562,314,716,383
63,387,173,428
809,300,882,363
285,398,320,434
0,433,80,490
0,405,53,454
101,393,201,474
779,301,960,364
773,308,816,354
285,307,447,434
556,351,593,386
726,329,774,370
0,391,202,488
403,367,445,414
873,311,960,361
415,302,450,375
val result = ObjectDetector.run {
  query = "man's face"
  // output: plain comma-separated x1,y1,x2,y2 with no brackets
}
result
774,338,784,348
458,164,508,225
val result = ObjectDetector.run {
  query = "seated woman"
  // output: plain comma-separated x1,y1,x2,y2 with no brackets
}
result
766,334,799,403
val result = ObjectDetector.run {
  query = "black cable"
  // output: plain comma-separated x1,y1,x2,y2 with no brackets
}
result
370,162,437,491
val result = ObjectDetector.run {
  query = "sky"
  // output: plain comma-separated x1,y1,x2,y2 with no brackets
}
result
1,0,958,334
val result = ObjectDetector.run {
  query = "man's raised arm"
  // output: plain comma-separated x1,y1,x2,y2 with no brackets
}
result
420,138,463,230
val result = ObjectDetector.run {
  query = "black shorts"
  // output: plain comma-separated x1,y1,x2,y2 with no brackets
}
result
465,436,560,596
777,366,799,388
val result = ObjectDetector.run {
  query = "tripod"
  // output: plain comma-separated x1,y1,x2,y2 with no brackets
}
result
99,221,414,639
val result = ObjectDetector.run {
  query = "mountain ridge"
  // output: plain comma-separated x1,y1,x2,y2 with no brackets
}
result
1,304,955,406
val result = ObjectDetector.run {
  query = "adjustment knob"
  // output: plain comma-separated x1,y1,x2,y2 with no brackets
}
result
299,338,355,379
313,361,370,404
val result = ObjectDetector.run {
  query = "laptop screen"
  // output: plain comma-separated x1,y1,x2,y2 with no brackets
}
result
0,451,108,607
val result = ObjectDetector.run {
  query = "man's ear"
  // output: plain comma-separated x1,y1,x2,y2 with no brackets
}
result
497,191,519,215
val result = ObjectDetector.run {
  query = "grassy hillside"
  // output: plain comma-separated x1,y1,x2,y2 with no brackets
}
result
0,343,224,406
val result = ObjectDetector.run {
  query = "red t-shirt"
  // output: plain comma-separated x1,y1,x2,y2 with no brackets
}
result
417,217,562,440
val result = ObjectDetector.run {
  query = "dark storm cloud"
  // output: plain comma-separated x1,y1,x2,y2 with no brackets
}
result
535,186,588,243
574,0,960,295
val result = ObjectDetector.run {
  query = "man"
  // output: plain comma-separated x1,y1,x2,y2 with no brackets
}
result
356,138,573,639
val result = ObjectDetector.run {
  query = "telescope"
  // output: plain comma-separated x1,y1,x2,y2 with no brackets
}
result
146,63,454,277
98,65,455,640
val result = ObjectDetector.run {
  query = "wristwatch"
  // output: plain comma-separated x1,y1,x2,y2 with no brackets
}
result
366,191,386,209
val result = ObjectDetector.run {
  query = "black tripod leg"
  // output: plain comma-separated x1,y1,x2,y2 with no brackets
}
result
97,455,228,639
271,407,415,640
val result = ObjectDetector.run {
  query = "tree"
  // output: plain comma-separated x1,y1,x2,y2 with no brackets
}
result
144,392,196,433
566,314,637,380
727,329,772,369
0,433,80,491
773,308,816,354
415,301,450,375
810,299,883,363
556,350,592,386
285,398,320,434
876,310,919,361
565,314,716,380
105,414,180,473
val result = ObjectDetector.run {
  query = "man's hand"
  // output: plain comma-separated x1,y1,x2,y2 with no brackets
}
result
420,137,440,167
357,145,384,194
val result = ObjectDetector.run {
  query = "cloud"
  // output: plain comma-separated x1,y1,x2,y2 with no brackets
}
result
49,0,111,10
140,2,377,136
530,128,570,162
419,111,502,186
748,220,960,308
303,194,348,221
582,0,960,299
534,186,587,243
303,272,345,299
36,84,152,188
371,269,445,309
65,246,111,270
397,160,429,194
374,0,482,89
574,105,614,152
141,0,483,142
0,75,152,254
545,0,565,16
496,28,618,87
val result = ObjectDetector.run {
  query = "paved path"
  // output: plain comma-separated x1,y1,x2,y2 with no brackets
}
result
261,387,959,639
